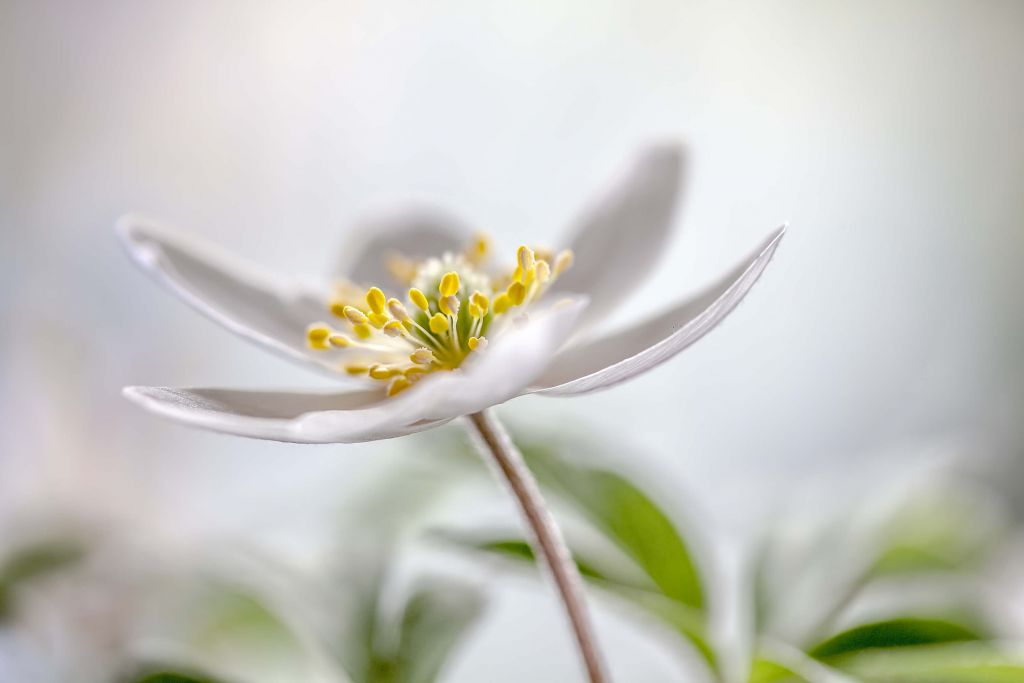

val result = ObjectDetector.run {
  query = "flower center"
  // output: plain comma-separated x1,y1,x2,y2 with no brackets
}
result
305,235,574,396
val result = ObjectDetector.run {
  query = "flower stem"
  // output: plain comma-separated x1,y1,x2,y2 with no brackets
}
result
466,410,610,683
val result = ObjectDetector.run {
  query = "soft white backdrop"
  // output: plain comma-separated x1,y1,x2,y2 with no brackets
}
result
3,1,1023,681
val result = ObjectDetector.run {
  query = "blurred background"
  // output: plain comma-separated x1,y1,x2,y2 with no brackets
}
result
2,1,1023,681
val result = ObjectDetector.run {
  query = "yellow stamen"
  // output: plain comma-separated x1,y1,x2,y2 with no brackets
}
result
309,238,570,397
387,253,418,284
328,333,351,348
471,291,490,314
429,312,449,334
306,323,331,350
369,364,397,380
439,294,460,316
466,232,490,264
410,347,434,365
387,298,410,321
535,260,551,284
343,306,368,325
382,320,405,338
409,288,430,311
507,281,526,306
387,376,411,396
439,271,461,297
493,292,511,314
554,249,574,276
517,245,535,273
365,287,386,315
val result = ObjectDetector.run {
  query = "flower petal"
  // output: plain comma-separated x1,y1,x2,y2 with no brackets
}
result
334,208,472,289
125,297,589,443
547,143,685,330
122,385,437,443
117,214,345,377
532,226,786,396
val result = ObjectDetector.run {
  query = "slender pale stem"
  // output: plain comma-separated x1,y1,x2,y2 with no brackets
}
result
466,410,610,683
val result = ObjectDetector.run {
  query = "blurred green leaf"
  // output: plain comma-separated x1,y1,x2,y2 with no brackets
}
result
129,668,232,683
469,538,637,586
748,659,808,683
832,642,1024,682
809,618,982,660
520,443,705,612
442,532,716,671
389,579,486,683
859,484,1007,585
0,539,86,618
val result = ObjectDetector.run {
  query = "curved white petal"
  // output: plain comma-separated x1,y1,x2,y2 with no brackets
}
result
116,214,349,377
548,143,685,330
334,208,472,289
122,385,444,443
532,226,786,396
124,297,589,443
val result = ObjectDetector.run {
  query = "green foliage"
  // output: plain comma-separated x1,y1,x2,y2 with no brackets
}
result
0,539,86,618
833,643,1024,682
443,435,716,670
520,443,705,611
384,579,486,683
351,574,485,683
132,673,228,683
809,617,982,660
748,659,807,683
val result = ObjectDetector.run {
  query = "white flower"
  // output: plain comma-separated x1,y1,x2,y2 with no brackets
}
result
118,143,785,443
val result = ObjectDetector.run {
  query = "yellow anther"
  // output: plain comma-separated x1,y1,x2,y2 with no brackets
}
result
328,333,352,348
387,298,410,321
345,364,369,375
468,335,488,351
306,323,332,350
511,264,523,283
387,376,411,396
429,312,449,334
405,366,427,381
368,312,389,329
517,245,535,274
382,320,406,338
439,271,461,297
439,294,460,317
466,232,490,264
493,292,512,314
409,288,430,311
352,323,373,340
410,347,434,365
553,249,574,276
342,306,368,325
330,301,348,318
468,303,482,318
523,266,537,289
365,287,386,315
471,291,489,314
387,254,418,284
507,281,526,306
369,364,398,380
535,259,551,284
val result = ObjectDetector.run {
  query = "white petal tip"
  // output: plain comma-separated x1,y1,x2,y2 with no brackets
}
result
761,223,788,256
115,214,166,267
122,385,155,407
